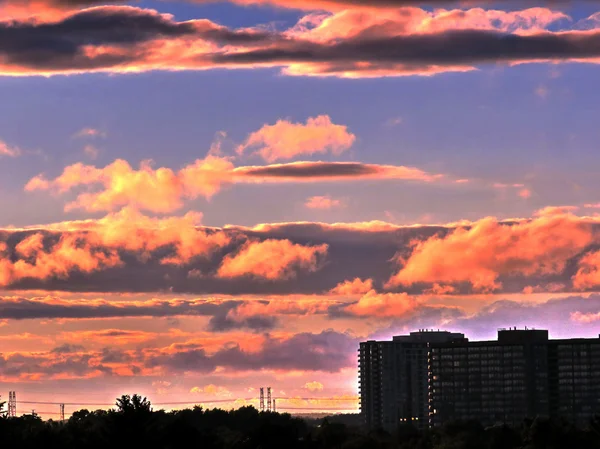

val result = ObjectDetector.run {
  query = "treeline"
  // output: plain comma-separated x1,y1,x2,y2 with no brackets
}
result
0,394,599,449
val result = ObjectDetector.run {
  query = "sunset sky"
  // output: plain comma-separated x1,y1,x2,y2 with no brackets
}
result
4,0,600,419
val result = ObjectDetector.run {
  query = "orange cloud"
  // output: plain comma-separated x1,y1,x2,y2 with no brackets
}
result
522,282,566,294
238,115,355,162
329,278,373,295
61,206,231,266
0,207,234,287
28,157,438,213
277,395,359,409
190,384,232,397
572,251,600,290
387,213,595,292
424,283,457,295
304,381,323,392
0,234,121,286
535,205,579,216
344,291,420,318
217,239,328,280
25,156,234,213
305,195,344,210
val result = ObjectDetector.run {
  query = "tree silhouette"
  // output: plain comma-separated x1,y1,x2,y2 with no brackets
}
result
115,394,152,414
0,395,598,449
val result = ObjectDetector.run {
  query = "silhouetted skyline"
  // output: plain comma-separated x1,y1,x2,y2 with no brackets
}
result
2,0,600,418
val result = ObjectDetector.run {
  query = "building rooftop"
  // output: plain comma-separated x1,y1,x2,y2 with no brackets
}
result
497,327,549,344
393,330,467,343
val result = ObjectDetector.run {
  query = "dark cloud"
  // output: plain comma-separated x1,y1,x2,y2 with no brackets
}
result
51,343,86,354
240,162,387,178
146,330,357,373
0,6,272,72
0,330,355,379
0,296,277,332
0,5,599,76
212,29,600,67
0,296,232,320
207,310,278,332
0,351,113,378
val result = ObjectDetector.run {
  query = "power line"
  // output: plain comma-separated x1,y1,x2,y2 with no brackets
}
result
276,398,358,402
17,398,258,406
277,407,359,411
17,397,356,406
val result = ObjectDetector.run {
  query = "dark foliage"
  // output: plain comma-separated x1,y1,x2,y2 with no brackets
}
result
0,395,599,449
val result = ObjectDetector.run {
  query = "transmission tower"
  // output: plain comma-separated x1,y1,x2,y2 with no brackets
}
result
60,404,65,421
267,387,272,412
259,387,265,412
8,391,16,418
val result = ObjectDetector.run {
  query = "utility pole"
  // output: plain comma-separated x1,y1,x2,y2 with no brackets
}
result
259,387,265,412
267,387,272,412
8,391,16,418
273,399,276,413
60,404,65,422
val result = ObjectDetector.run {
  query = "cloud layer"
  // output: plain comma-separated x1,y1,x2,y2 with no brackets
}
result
26,157,440,213
2,210,600,295
0,5,600,78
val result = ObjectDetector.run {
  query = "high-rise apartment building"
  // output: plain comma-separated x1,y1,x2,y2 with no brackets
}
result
428,329,551,427
358,330,466,431
360,328,600,431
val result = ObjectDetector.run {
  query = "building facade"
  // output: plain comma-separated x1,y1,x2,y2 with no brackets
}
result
428,329,550,427
360,328,600,431
358,330,466,431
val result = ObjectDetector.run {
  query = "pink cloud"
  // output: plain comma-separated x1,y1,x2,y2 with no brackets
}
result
84,144,100,160
74,127,106,139
571,311,600,324
0,139,21,157
305,195,344,210
238,115,355,162
518,188,532,199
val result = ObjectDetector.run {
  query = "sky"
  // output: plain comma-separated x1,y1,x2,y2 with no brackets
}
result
4,0,600,420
